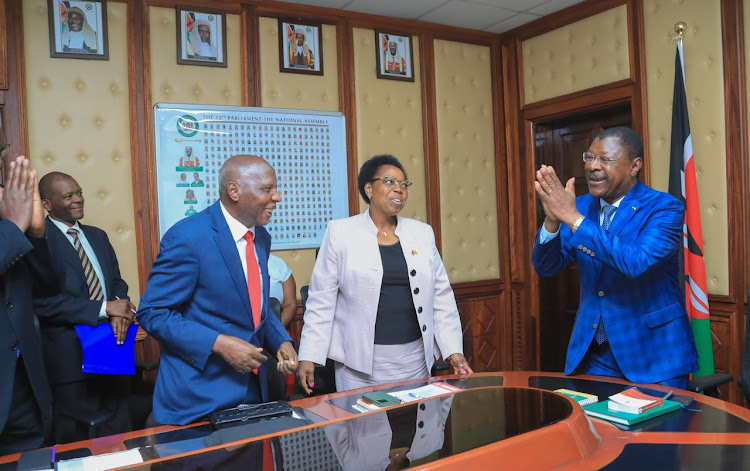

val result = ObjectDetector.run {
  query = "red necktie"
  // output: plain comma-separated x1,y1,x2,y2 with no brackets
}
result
244,231,262,376
243,231,262,330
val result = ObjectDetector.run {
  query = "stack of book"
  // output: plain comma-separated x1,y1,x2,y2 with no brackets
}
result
583,387,681,426
354,392,402,412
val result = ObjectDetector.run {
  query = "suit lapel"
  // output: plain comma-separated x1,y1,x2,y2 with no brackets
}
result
80,225,110,295
47,218,86,280
210,203,252,321
254,227,270,327
608,181,645,236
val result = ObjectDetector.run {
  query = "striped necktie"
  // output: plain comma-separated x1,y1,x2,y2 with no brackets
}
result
67,228,104,301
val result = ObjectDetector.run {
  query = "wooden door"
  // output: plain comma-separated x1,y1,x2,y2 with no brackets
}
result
534,105,631,372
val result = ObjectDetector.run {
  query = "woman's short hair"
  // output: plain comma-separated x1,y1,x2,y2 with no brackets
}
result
357,154,408,204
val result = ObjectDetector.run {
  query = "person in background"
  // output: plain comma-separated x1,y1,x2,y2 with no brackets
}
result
0,151,55,454
268,254,297,328
297,154,472,394
35,172,135,444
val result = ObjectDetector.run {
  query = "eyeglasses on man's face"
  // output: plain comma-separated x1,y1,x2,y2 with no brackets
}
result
370,176,413,190
582,151,626,166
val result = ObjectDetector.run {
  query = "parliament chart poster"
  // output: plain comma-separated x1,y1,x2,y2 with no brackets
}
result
153,103,348,250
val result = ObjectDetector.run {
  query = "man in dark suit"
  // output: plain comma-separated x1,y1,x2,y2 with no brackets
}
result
137,155,298,426
532,127,698,389
0,152,55,454
35,172,136,444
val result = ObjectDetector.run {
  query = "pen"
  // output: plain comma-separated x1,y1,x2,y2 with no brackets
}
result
663,390,674,400
408,393,423,400
115,296,137,315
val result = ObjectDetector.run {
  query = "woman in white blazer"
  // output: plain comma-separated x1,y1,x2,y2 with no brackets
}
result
297,155,472,393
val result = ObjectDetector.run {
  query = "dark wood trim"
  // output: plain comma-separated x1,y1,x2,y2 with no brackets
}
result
522,79,635,118
502,38,526,284
0,0,7,90
501,0,628,42
148,0,243,14
1,0,28,160
243,4,260,107
490,38,508,286
721,0,750,305
134,1,158,289
452,279,503,298
628,0,650,184
338,20,359,216
420,32,441,251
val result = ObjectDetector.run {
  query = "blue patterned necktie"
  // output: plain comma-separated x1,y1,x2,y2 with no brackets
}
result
601,204,616,230
595,204,616,345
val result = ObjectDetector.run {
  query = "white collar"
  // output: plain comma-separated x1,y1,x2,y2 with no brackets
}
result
600,194,626,209
49,217,82,235
220,201,255,243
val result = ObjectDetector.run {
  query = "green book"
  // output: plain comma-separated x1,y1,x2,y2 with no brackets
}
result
362,391,402,408
583,399,681,426
554,388,599,406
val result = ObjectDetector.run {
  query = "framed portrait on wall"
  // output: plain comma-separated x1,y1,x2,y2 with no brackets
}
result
278,19,323,76
47,0,109,60
375,29,414,82
175,6,227,68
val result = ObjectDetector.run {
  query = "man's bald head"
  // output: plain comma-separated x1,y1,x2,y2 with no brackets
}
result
219,155,280,227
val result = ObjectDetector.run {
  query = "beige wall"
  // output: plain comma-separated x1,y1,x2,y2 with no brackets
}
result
434,40,500,284
149,7,242,106
352,28,427,221
23,1,141,303
521,5,630,105
643,0,728,295
519,2,730,296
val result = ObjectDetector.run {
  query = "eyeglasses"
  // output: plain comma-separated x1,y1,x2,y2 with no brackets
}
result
370,176,413,190
582,151,625,165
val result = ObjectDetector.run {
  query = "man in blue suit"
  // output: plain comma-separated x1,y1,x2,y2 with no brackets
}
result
532,127,698,389
138,155,298,426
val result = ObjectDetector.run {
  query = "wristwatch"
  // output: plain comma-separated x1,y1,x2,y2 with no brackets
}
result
572,216,585,232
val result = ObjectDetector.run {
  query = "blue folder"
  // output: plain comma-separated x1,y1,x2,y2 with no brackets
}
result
74,323,138,375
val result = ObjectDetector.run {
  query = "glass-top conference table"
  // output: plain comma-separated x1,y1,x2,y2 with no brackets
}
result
2,371,750,470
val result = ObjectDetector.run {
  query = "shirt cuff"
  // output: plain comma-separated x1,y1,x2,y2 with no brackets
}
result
538,224,560,244
99,301,108,319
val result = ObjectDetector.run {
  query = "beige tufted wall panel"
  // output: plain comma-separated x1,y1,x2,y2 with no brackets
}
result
521,5,630,105
23,1,141,303
259,17,340,296
259,18,339,112
352,28,426,221
149,7,242,105
644,0,728,296
434,40,499,283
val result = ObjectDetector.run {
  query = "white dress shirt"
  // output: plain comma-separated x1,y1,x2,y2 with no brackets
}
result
49,217,108,316
219,202,264,309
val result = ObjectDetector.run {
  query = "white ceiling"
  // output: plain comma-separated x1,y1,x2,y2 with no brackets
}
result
274,0,585,34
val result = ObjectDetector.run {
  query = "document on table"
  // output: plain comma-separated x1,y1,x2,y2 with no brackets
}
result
388,382,462,403
55,448,143,471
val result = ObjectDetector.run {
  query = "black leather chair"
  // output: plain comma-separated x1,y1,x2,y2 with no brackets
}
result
737,286,750,404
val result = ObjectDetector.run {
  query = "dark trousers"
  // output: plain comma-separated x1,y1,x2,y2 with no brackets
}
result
52,375,132,444
0,358,44,455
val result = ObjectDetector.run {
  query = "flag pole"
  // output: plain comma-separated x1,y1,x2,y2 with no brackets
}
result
668,20,716,378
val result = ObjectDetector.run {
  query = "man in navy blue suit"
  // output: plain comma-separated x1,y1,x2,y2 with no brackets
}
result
532,127,698,389
35,172,135,443
0,152,55,454
138,155,298,426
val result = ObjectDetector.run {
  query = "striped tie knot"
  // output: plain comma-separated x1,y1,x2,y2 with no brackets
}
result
67,227,104,301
